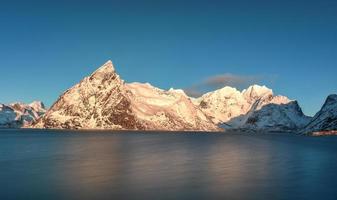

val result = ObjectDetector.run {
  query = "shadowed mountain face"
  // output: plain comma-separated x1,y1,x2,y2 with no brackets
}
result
222,101,311,132
33,61,218,131
302,94,337,134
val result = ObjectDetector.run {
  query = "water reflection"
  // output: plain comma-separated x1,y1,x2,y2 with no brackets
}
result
1,131,337,200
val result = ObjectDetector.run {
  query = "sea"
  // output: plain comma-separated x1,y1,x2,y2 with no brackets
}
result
0,129,337,200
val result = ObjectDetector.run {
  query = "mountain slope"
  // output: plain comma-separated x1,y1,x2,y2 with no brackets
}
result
33,61,218,131
302,94,337,135
0,101,46,128
125,82,216,130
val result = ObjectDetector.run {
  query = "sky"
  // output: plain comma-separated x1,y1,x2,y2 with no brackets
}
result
0,0,336,116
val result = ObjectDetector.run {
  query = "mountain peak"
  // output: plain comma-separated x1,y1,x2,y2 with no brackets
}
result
319,94,337,112
302,94,337,134
246,84,272,93
326,94,337,103
33,61,218,131
90,60,115,77
219,86,239,93
242,85,273,99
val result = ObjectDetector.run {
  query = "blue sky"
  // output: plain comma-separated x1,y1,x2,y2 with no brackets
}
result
0,0,336,116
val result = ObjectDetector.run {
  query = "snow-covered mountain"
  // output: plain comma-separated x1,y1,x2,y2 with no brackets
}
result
194,85,311,131
0,101,46,128
302,94,337,135
33,61,218,131
240,100,311,131
26,60,336,133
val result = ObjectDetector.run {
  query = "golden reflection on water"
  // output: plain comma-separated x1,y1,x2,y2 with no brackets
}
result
53,134,124,198
54,134,279,198
24,132,336,199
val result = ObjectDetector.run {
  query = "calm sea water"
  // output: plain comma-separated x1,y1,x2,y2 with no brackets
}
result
0,129,337,200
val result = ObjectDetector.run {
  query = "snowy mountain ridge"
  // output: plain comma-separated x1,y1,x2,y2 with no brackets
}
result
0,101,46,128
194,84,311,131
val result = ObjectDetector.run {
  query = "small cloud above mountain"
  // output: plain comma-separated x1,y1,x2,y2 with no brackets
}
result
184,73,274,97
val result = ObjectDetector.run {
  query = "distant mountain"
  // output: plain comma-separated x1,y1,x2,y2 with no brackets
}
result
33,61,218,131
0,101,46,128
194,85,311,131
302,94,337,135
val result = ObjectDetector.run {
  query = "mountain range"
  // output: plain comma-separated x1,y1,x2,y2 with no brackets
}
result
0,101,46,128
1,61,336,135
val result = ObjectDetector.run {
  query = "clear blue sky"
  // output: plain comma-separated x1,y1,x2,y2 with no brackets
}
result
0,0,336,116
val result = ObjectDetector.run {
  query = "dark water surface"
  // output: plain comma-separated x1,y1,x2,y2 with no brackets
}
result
0,129,337,200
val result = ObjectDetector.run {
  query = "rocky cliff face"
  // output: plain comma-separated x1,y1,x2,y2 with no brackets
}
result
0,101,46,128
33,61,218,131
302,94,337,134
